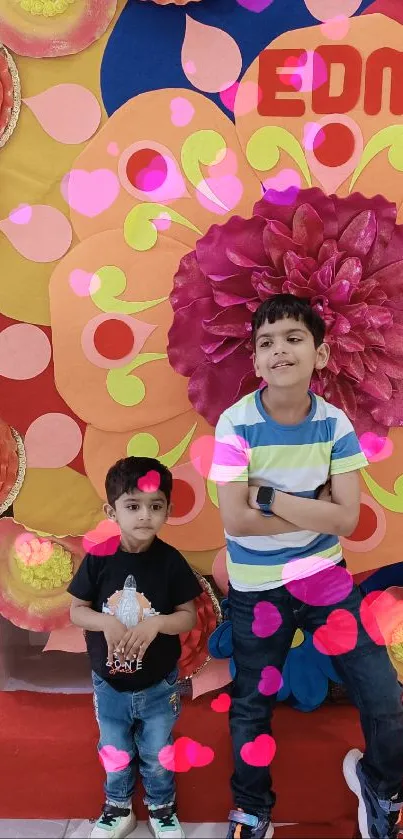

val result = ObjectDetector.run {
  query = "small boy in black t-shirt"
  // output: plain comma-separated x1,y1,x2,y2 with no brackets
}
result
69,456,201,839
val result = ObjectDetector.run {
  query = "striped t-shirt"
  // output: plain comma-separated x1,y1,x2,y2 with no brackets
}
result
212,389,368,592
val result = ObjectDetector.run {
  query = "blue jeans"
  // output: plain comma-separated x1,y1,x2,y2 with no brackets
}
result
229,579,403,818
92,668,181,808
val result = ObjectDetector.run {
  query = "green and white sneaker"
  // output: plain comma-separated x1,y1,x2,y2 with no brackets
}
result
148,804,185,838
90,803,136,838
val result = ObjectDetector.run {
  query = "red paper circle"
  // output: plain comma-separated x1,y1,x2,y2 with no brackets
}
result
313,123,355,167
170,478,196,518
93,318,135,360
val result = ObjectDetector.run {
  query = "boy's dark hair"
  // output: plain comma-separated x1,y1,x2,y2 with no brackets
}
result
252,294,326,349
105,456,173,506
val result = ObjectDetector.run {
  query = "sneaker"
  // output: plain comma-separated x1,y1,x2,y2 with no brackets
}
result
148,804,185,838
343,749,403,838
226,809,274,838
90,804,136,838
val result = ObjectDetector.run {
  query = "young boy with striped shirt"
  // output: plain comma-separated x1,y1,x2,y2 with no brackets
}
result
213,295,403,839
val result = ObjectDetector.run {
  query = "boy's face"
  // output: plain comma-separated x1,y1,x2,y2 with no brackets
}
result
104,490,170,549
253,316,329,389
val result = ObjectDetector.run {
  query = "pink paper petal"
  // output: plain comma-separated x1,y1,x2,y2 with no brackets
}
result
23,85,101,145
0,323,51,380
0,205,72,262
25,413,83,469
43,626,86,654
181,17,241,93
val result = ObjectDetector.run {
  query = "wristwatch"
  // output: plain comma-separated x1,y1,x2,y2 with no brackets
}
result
256,486,276,516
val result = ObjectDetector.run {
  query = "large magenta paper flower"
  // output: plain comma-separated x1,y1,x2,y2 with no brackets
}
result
168,188,403,435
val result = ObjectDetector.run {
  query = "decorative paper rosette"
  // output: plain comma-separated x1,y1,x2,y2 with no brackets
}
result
178,572,221,680
0,0,117,57
0,518,84,631
169,189,403,437
366,586,403,682
0,420,25,515
0,44,20,148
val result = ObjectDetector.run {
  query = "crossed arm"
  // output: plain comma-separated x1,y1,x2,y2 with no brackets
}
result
217,470,361,539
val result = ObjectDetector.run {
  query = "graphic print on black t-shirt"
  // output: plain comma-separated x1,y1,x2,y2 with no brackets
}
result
68,538,202,692
102,573,160,677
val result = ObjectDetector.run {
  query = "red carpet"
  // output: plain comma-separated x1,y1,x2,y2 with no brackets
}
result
0,692,361,836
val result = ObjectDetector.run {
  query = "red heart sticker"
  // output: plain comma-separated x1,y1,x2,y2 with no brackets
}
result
313,609,358,656
137,470,161,493
211,693,231,713
241,734,276,767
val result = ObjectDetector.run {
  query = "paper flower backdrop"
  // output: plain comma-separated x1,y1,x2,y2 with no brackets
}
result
2,10,403,644
0,44,20,148
179,572,222,680
0,0,117,57
0,519,84,631
168,189,403,435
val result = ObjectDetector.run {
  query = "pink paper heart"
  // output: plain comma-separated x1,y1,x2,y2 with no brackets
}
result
241,734,276,767
313,609,358,656
61,168,120,218
211,692,231,713
99,745,131,773
137,470,161,493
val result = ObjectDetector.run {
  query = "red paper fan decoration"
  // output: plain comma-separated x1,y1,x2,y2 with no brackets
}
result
0,44,20,148
178,572,222,680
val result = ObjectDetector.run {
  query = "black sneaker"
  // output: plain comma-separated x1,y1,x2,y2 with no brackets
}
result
226,809,274,838
343,749,403,838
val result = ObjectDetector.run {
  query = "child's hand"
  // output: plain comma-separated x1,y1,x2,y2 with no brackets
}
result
103,615,126,665
248,486,260,509
318,481,332,503
121,617,162,664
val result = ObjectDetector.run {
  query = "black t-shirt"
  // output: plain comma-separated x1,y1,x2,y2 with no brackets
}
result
68,538,202,692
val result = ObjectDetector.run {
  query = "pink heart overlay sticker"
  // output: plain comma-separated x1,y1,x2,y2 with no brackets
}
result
258,666,283,696
83,520,121,556
61,168,120,218
137,470,161,493
158,737,214,772
98,745,131,773
241,734,276,767
313,609,358,656
359,432,393,463
252,601,282,638
211,693,231,713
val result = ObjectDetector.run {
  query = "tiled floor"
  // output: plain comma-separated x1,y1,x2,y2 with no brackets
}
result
0,822,228,838
0,822,295,838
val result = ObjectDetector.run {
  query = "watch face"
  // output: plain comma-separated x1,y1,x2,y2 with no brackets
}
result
257,486,274,508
